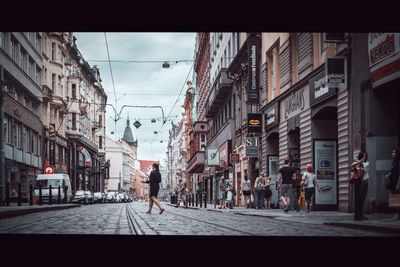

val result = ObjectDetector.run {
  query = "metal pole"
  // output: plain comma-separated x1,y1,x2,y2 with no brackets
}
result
17,182,21,206
39,184,42,205
0,65,5,206
49,185,52,205
29,183,33,205
57,185,61,204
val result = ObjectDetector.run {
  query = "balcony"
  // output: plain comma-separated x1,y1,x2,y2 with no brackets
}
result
205,68,232,118
187,151,205,174
59,100,68,114
42,85,53,102
92,121,100,131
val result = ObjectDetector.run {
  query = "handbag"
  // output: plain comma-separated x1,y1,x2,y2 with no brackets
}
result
388,194,400,208
349,166,365,184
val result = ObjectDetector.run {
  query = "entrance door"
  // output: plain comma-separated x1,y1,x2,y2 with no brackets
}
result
268,155,279,208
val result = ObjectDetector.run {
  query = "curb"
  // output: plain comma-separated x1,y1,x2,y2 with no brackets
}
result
0,204,82,219
324,222,400,235
234,212,276,218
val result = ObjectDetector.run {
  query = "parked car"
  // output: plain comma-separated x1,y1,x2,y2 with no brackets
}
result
93,192,104,203
85,191,94,204
71,190,86,204
106,192,116,203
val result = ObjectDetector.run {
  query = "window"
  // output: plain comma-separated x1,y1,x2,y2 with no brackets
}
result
51,42,56,60
58,145,63,164
99,115,102,127
35,33,41,52
36,65,41,86
228,99,232,118
55,144,59,163
13,122,20,148
20,48,27,72
4,116,9,144
51,74,56,91
29,59,35,79
31,132,35,154
224,104,228,122
43,36,47,55
0,32,4,49
11,37,18,62
320,33,327,55
72,113,76,130
72,84,76,98
200,134,205,142
224,50,227,68
99,136,103,149
228,40,231,66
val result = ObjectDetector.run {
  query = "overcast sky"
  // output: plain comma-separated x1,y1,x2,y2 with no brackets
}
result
74,32,196,164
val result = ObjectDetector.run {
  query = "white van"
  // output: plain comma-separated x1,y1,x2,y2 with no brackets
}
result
34,174,72,203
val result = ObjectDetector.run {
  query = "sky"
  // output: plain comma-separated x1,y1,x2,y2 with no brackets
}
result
74,32,196,164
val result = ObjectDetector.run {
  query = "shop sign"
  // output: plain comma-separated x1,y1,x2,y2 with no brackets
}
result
56,136,68,147
207,149,220,166
230,153,240,164
247,113,262,133
309,71,336,107
219,140,231,167
265,102,279,130
281,85,309,120
247,35,260,104
244,137,259,157
314,140,337,205
326,57,346,89
368,33,400,88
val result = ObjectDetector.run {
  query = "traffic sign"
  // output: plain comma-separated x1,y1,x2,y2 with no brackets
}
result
44,165,54,174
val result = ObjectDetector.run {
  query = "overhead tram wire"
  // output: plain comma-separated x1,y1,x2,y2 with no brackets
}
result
104,32,118,133
150,61,194,145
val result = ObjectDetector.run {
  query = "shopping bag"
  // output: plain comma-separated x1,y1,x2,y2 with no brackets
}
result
388,194,400,208
298,190,305,209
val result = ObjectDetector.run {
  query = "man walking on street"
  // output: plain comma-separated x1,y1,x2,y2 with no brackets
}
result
176,177,187,208
276,159,296,213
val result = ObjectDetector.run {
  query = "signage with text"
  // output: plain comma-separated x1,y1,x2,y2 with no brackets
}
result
265,102,279,130
326,57,346,89
247,35,260,104
309,70,336,107
280,85,309,121
244,137,259,157
247,113,262,133
368,33,400,88
230,153,240,164
219,140,231,167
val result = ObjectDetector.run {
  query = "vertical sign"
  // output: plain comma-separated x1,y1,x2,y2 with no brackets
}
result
244,137,259,157
247,35,260,104
314,140,337,205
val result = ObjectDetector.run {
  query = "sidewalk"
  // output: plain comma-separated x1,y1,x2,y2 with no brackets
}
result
0,203,82,219
167,202,400,234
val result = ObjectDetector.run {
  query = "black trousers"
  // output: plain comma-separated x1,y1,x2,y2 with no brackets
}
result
354,179,368,220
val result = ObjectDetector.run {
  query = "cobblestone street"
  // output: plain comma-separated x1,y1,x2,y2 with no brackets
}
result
0,202,397,236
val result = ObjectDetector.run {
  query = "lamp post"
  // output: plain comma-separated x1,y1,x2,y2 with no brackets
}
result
0,65,5,206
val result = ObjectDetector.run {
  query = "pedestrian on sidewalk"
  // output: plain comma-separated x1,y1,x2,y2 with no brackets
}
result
292,168,302,212
218,176,227,209
264,176,274,209
254,174,266,209
242,175,252,208
277,159,296,213
142,163,165,214
351,152,368,220
386,148,400,220
301,164,320,213
176,178,187,208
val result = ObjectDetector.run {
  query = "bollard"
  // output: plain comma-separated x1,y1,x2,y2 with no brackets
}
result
5,181,10,206
39,184,42,205
64,186,68,203
192,193,195,206
204,192,207,208
57,185,61,204
188,194,191,207
17,182,21,206
196,193,198,207
29,183,33,205
49,185,52,205
200,193,202,208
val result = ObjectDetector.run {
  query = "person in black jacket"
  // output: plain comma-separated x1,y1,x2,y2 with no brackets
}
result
142,163,165,214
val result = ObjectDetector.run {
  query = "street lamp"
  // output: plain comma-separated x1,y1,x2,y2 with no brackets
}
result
162,62,170,68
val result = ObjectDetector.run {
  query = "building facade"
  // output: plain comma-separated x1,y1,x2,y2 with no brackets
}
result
1,32,44,203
